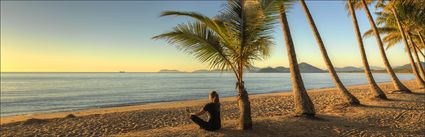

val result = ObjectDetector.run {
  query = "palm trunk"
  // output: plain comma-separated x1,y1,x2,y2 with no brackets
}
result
412,32,425,67
237,78,252,130
347,0,387,99
360,0,411,93
236,62,252,130
408,33,425,81
279,5,315,117
418,31,425,48
232,63,252,130
413,44,425,80
300,0,360,105
414,43,425,59
391,7,425,88
417,31,425,60
237,0,252,130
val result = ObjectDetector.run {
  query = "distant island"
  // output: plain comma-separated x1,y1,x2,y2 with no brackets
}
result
158,62,423,73
158,69,186,73
334,66,384,72
192,69,231,73
256,62,325,73
334,62,424,73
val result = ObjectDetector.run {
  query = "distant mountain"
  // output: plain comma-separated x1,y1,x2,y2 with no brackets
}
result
370,62,424,73
298,62,326,73
256,63,325,73
257,66,289,73
370,66,385,70
392,62,425,73
334,66,386,72
248,66,261,72
160,62,418,73
192,68,257,73
335,66,363,72
257,67,275,73
192,69,222,73
158,69,185,73
394,63,412,70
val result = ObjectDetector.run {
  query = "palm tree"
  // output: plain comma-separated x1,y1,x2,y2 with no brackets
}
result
395,1,425,78
278,3,315,117
408,34,425,79
299,0,360,105
363,21,425,84
363,20,425,88
389,2,425,87
365,29,425,79
356,0,411,93
153,0,276,130
373,0,425,87
346,0,387,99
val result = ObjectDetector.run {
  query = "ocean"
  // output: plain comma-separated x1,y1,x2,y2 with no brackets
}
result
0,72,414,117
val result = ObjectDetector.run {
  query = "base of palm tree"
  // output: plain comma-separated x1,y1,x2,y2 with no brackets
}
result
295,113,316,119
345,97,361,106
238,124,253,130
369,94,388,100
347,101,361,106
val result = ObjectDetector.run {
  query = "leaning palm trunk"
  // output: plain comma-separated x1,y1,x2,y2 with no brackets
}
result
408,33,425,81
360,0,411,92
413,46,425,79
418,31,425,59
414,45,425,63
279,4,315,117
415,44,425,59
347,0,387,99
391,6,425,88
300,0,360,105
418,31,425,47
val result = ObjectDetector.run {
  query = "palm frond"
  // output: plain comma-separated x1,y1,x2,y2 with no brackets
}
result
159,11,236,52
152,22,236,72
154,0,278,75
383,33,402,49
349,0,375,10
363,27,397,38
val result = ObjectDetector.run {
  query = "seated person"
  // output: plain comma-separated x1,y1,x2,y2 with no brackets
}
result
189,91,221,131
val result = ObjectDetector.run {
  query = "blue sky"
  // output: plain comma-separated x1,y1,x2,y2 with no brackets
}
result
1,1,409,72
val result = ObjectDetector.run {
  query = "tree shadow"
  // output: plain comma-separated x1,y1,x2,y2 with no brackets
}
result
409,92,425,95
358,104,423,111
167,114,398,137
205,115,343,137
386,98,425,103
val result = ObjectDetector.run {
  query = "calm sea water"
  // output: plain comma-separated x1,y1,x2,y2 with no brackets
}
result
0,72,414,117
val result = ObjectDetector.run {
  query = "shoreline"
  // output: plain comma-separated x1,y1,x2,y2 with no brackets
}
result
0,88,289,124
0,82,349,119
1,80,423,136
0,80,415,125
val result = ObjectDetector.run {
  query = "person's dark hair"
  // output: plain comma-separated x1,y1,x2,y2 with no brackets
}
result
210,91,220,110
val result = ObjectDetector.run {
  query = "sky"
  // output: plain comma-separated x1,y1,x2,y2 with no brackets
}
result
0,1,411,72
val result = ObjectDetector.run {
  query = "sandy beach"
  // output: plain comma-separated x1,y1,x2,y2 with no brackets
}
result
1,80,424,137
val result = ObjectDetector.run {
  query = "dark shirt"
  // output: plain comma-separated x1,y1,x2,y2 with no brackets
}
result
203,102,221,129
